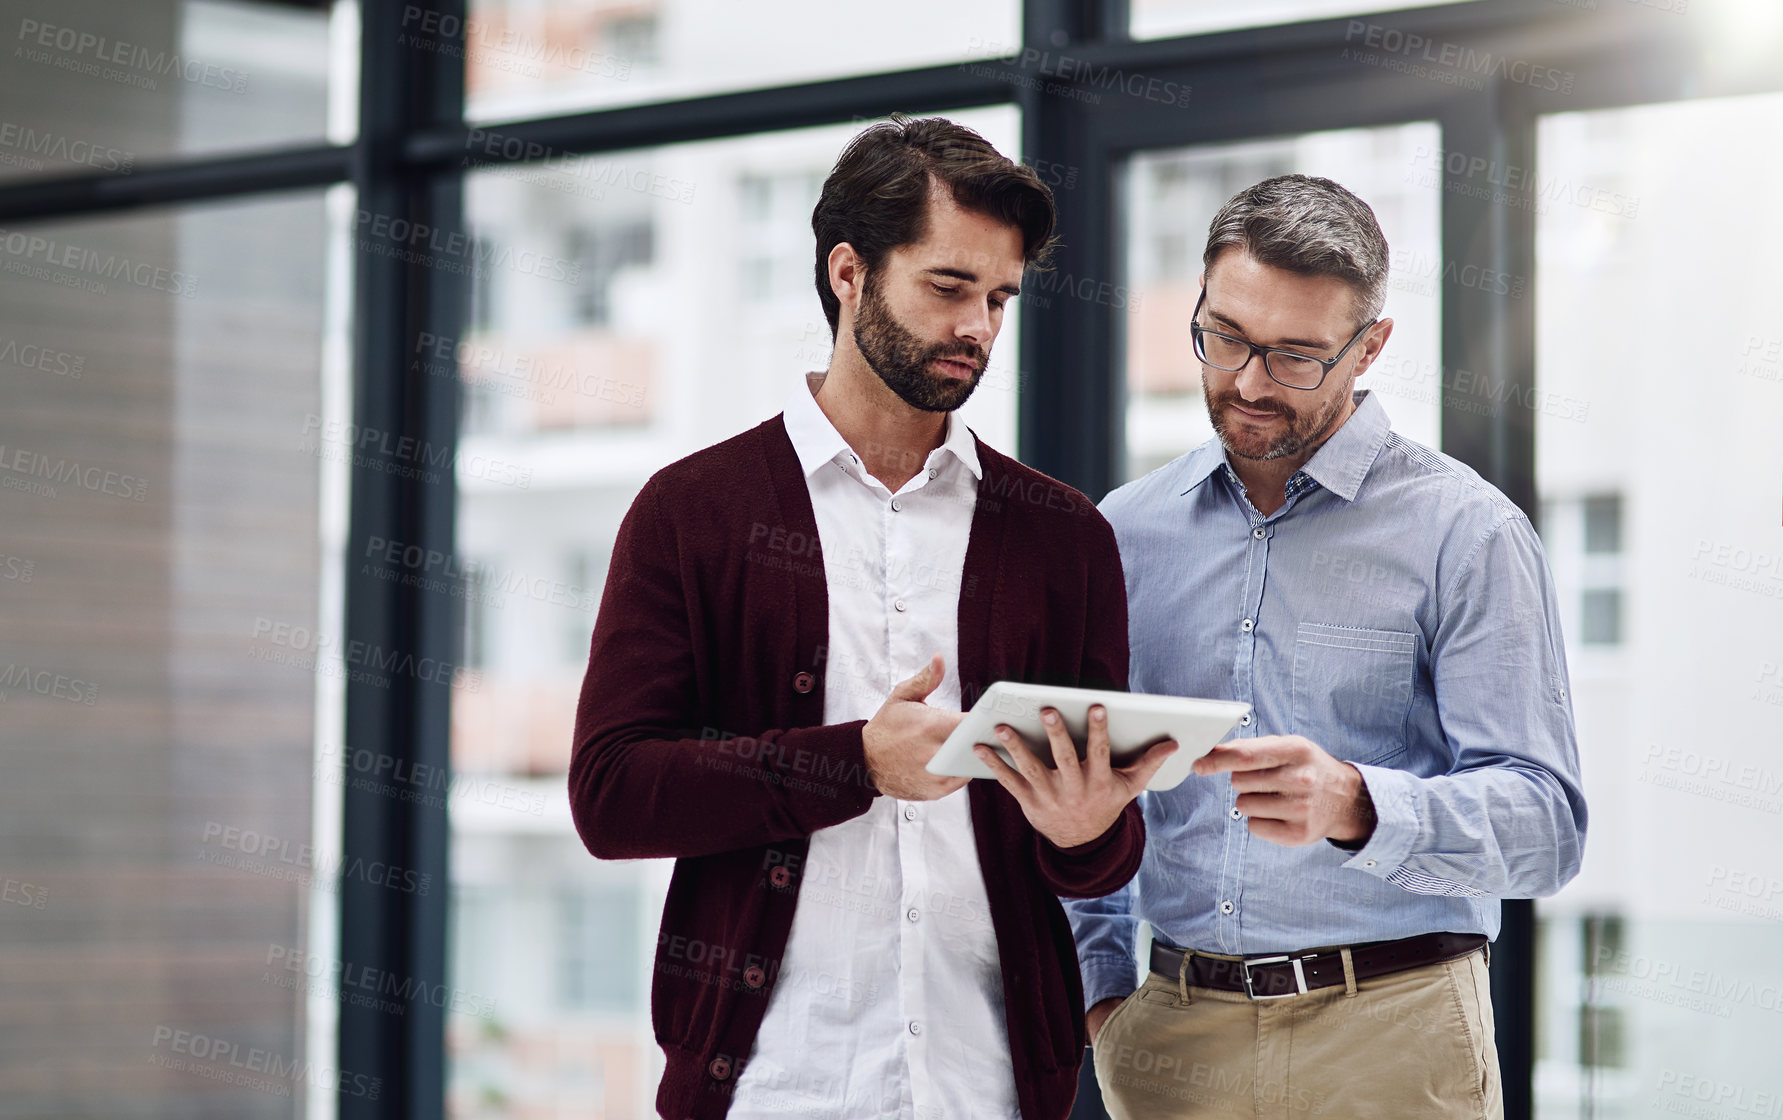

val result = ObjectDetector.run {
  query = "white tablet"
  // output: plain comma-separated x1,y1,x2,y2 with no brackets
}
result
926,682,1250,792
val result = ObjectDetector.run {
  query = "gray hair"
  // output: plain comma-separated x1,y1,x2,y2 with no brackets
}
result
1203,174,1389,325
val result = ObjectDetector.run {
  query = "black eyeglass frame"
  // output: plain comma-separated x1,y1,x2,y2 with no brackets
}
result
1189,289,1378,391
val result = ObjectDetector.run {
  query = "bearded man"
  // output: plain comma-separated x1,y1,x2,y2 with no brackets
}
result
570,115,1172,1120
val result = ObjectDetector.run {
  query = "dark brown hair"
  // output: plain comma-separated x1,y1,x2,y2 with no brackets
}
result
812,115,1057,339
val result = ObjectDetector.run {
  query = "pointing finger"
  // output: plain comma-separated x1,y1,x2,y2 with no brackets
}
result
1194,740,1293,776
1193,735,1312,776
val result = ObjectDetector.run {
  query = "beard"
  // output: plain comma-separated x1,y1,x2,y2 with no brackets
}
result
852,274,988,413
1205,378,1351,463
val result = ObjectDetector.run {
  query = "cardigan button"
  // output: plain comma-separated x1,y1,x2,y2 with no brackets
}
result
743,966,766,989
769,865,793,889
708,1057,732,1081
793,672,815,694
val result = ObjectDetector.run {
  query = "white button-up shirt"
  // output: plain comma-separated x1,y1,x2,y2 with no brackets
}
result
727,374,1017,1120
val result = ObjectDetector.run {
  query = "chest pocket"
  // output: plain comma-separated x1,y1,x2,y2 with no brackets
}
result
1289,622,1417,765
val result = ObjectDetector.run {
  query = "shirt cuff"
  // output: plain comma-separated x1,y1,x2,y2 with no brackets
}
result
1334,762,1419,879
1079,953,1141,1009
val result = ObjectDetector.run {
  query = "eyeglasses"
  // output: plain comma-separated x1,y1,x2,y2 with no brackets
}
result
1188,290,1376,391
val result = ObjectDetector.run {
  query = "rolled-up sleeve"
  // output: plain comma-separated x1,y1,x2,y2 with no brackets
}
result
1065,880,1143,1007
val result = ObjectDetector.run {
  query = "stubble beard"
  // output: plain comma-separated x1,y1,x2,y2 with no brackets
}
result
1205,378,1352,463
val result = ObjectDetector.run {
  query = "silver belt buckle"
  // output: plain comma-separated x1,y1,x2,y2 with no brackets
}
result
1241,953,1309,1000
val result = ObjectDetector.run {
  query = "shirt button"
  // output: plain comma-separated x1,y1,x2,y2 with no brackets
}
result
907,908,920,923
928,468,938,479
1219,900,1234,915
1364,859,1378,868
743,966,766,989
1239,713,1253,727
902,805,918,821
769,865,794,888
1230,807,1243,820
894,599,907,612
708,1057,732,1081
1252,527,1266,540
792,671,815,694
891,499,902,512
1240,618,1254,633
909,1021,922,1036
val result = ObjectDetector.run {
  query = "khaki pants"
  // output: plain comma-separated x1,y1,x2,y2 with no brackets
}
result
1091,948,1501,1119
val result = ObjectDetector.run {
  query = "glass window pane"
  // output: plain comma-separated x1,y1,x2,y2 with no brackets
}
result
461,0,1018,120
0,188,351,1116
445,106,1022,1119
0,0,355,181
1534,92,1783,1119
1130,0,1476,41
1583,493,1623,555
1121,122,1441,483
1580,588,1621,645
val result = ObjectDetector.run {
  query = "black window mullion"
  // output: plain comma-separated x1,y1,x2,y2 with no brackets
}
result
1438,96,1539,519
0,144,351,223
1019,0,1122,499
336,1,465,1116
418,63,1013,172
1435,85,1540,1120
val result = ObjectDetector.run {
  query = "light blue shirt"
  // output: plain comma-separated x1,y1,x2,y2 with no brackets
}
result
1066,391,1587,1007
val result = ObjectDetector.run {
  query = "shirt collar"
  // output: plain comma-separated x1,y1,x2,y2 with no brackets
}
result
1176,389,1389,504
1297,389,1390,502
936,397,983,480
783,371,982,481
783,372,851,478
1175,440,1228,496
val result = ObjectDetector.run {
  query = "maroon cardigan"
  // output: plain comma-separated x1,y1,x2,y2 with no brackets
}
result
570,415,1140,1120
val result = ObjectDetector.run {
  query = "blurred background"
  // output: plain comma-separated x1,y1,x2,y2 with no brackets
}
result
0,0,1779,1117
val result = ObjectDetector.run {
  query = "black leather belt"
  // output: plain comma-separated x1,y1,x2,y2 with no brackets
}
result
1149,931,1489,1000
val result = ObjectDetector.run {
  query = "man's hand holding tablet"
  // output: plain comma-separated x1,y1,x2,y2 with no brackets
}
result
971,705,1178,849
925,680,1252,848
929,683,1252,788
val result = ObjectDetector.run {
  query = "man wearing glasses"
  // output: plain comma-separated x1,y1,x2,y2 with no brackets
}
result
1066,175,1587,1117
